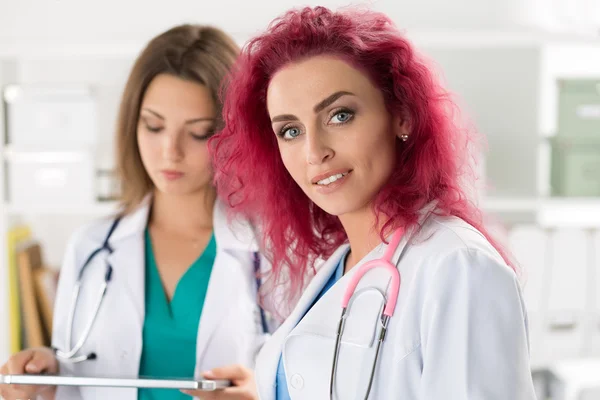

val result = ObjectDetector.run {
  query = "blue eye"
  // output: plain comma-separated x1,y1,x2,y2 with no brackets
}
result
330,109,354,125
282,126,301,140
332,112,350,123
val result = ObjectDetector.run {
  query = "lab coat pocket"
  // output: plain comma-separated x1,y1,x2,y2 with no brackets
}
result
283,332,380,400
341,287,385,347
282,289,386,399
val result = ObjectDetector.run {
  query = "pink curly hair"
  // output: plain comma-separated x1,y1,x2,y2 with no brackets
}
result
210,6,514,315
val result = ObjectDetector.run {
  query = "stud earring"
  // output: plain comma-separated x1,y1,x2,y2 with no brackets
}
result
400,134,409,142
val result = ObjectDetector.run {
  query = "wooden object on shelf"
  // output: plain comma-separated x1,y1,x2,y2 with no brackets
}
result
16,241,49,348
33,268,59,338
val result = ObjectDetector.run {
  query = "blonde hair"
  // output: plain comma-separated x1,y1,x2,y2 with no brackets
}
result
114,24,239,214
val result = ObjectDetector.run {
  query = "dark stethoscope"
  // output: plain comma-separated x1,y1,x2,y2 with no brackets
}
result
51,216,270,364
52,216,122,364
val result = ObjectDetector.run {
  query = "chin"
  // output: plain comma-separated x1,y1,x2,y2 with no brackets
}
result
155,184,196,196
313,200,359,217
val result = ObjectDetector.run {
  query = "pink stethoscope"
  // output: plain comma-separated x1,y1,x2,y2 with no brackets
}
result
329,228,405,399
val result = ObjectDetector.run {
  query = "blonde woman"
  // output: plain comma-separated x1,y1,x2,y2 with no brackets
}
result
0,24,269,400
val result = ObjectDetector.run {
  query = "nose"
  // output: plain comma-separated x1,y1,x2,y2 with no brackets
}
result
162,130,184,162
305,128,334,165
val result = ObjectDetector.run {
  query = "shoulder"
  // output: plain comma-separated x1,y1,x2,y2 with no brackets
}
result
213,199,259,251
415,213,508,267
57,213,123,289
419,214,504,260
411,214,518,295
65,215,119,257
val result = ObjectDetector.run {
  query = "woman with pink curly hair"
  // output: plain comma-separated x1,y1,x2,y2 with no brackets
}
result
203,6,537,400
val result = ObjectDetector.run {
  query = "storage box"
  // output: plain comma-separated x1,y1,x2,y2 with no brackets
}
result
5,150,96,207
557,79,600,136
3,85,97,148
550,136,600,197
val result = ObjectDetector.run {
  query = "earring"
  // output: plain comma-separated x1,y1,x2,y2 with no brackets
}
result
400,134,409,142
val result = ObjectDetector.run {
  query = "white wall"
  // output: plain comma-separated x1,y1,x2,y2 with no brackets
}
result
1,0,598,55
420,46,542,197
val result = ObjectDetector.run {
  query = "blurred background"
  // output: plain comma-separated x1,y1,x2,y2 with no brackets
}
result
1,0,600,398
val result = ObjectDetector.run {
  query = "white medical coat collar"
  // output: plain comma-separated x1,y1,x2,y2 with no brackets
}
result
106,194,259,252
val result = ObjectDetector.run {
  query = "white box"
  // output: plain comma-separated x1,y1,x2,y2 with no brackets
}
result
508,225,549,368
3,85,97,148
6,150,96,207
541,229,590,362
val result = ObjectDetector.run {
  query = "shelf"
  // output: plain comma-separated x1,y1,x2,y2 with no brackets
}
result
2,201,120,215
482,197,600,227
537,198,600,228
482,197,540,212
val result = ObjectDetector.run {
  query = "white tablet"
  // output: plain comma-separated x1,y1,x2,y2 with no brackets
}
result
0,374,231,391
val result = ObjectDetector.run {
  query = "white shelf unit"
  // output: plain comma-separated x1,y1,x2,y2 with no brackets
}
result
416,38,600,369
0,51,136,364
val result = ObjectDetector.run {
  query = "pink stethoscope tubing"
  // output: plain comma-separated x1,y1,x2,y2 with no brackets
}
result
329,228,404,400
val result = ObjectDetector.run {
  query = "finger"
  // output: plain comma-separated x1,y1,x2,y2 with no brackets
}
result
182,388,217,399
181,388,252,400
5,350,40,396
225,385,258,399
25,349,54,373
6,349,35,374
203,364,250,381
182,388,210,398
0,386,35,400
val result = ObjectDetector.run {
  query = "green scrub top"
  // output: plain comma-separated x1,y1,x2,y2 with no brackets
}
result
138,228,216,400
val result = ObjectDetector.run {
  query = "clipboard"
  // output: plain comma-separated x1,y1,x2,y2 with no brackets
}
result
0,374,231,391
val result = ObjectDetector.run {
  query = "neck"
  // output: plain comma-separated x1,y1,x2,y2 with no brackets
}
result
338,205,390,274
149,187,216,236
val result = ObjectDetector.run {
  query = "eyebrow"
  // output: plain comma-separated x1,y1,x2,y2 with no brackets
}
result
141,108,215,124
270,91,356,123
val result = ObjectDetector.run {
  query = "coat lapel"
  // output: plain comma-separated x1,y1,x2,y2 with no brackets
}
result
193,247,237,366
255,244,349,400
194,200,261,370
104,199,150,329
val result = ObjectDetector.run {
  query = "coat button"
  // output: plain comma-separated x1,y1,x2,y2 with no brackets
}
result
290,374,304,390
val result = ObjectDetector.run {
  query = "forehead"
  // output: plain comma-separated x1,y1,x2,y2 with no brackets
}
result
266,55,378,114
142,73,215,115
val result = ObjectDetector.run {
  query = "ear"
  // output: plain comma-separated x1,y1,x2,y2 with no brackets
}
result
393,114,411,140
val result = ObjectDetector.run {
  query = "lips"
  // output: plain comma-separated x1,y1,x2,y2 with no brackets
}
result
311,169,352,185
161,170,184,180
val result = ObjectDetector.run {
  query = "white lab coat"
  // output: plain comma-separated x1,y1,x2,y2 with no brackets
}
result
51,197,268,400
254,209,537,399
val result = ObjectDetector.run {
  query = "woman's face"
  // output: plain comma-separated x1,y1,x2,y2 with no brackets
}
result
267,55,408,217
137,73,216,197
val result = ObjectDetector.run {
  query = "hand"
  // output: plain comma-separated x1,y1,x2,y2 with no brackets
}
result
0,347,59,400
181,364,258,400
